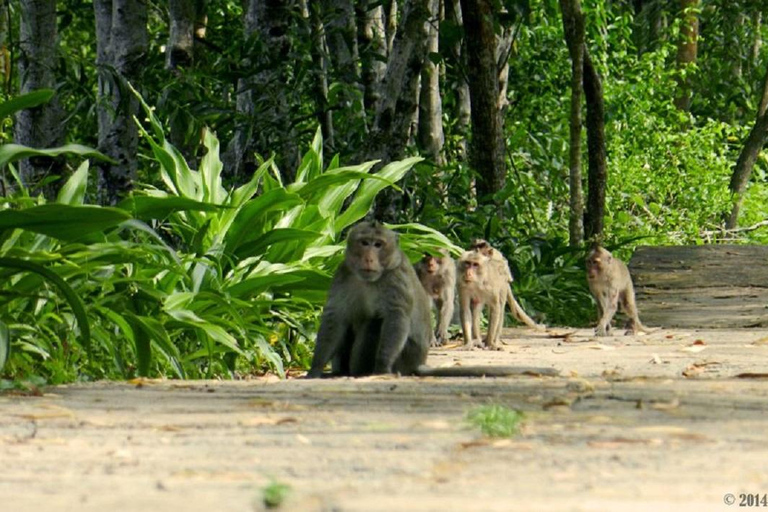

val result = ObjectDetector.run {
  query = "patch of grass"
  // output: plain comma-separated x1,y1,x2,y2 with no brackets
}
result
262,480,291,509
466,405,524,438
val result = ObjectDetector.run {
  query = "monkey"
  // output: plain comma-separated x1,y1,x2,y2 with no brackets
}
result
585,246,652,336
414,251,456,346
470,239,543,330
307,221,432,377
307,221,559,378
457,250,508,350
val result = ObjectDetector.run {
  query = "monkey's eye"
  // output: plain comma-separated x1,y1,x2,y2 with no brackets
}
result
374,241,383,248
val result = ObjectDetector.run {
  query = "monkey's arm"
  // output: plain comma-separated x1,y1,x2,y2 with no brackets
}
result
416,365,559,377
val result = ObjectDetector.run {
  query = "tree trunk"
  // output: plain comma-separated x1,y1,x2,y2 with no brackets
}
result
444,0,470,160
357,1,387,111
417,0,444,166
165,0,206,165
726,64,768,229
224,0,298,183
673,0,699,112
323,0,359,85
15,0,64,197
303,0,334,155
583,50,607,242
94,0,148,205
559,0,585,247
365,0,430,220
166,0,195,69
460,0,505,199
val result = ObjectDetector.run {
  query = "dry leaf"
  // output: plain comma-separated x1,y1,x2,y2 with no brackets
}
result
735,373,768,379
680,345,706,353
649,353,663,364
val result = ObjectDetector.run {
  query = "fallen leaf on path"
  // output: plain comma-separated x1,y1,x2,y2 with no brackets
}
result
542,396,573,409
692,339,706,345
295,434,312,445
682,361,721,378
587,343,616,350
14,404,75,420
751,337,768,346
239,417,298,427
588,437,661,448
680,345,707,353
649,353,663,364
735,373,768,379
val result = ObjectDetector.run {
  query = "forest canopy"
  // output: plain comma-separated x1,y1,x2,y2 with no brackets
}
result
1,0,768,384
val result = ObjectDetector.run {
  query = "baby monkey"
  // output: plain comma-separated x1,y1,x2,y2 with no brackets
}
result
585,246,651,336
415,251,456,346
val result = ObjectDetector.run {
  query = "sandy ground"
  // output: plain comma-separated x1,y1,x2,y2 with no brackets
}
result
2,327,768,512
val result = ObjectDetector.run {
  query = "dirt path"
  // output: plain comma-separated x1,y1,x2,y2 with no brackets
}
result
2,327,768,511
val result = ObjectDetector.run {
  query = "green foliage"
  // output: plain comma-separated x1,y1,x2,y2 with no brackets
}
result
0,89,435,382
466,405,524,438
262,480,291,509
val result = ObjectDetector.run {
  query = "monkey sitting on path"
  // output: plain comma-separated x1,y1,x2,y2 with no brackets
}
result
585,246,653,336
307,221,558,378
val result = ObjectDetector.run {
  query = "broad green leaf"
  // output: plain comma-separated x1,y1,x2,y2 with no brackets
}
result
226,273,305,299
0,320,8,372
0,89,54,119
225,189,304,254
0,257,90,356
335,157,423,232
125,313,184,378
234,228,321,259
165,309,243,355
200,128,225,204
316,162,378,216
56,161,89,205
0,143,111,169
0,204,130,241
118,196,225,220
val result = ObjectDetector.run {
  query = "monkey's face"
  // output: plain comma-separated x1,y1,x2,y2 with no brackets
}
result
422,255,439,274
586,248,612,280
459,253,486,283
346,223,399,282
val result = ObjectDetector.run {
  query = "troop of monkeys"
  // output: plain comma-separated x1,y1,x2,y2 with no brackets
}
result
307,220,650,378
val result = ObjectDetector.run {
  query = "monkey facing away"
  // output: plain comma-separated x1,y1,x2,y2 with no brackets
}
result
586,246,652,336
307,221,558,378
415,251,456,346
470,239,542,330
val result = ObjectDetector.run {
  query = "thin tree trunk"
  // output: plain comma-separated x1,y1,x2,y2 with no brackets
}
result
302,0,334,154
559,0,585,247
751,11,762,73
167,0,195,69
15,0,64,197
357,1,387,111
583,50,607,242
444,0,470,160
726,64,768,229
224,0,298,182
323,0,359,85
94,0,148,205
165,0,204,165
366,0,431,220
460,0,505,199
673,0,699,112
417,0,444,166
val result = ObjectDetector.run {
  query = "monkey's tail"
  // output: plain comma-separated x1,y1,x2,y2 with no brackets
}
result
506,288,545,330
416,365,559,378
